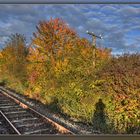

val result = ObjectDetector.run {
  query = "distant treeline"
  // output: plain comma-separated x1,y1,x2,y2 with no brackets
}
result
0,18,140,134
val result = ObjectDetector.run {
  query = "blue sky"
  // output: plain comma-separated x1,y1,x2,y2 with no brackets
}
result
0,4,140,54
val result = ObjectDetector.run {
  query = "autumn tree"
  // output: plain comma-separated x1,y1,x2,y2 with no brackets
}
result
1,33,28,84
27,18,81,98
32,18,78,66
27,18,111,122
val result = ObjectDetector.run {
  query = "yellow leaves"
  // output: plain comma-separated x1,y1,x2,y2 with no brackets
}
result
74,88,83,96
27,46,48,66
34,85,42,93
0,52,3,58
31,18,79,76
96,48,111,60
64,58,69,64
24,89,32,97
89,80,106,89
57,49,63,57
33,18,77,56
80,47,92,59
69,82,76,89
54,59,69,76
65,44,74,53
81,48,88,56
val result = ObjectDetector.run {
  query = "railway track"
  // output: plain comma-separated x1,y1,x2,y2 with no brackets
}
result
0,89,75,135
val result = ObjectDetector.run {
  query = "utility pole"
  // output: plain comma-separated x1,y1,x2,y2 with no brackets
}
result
86,31,102,68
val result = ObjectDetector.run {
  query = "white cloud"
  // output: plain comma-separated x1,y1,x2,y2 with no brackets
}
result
0,4,140,54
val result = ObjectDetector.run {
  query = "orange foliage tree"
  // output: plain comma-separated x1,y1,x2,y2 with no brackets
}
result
32,18,78,66
27,18,111,122
26,18,79,98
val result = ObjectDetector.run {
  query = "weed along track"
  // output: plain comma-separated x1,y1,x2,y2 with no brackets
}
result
0,89,75,135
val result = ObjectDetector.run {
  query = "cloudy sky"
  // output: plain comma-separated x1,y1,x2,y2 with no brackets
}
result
0,4,140,54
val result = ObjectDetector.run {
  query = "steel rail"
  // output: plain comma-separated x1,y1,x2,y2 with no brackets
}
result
0,88,75,135
0,111,21,135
